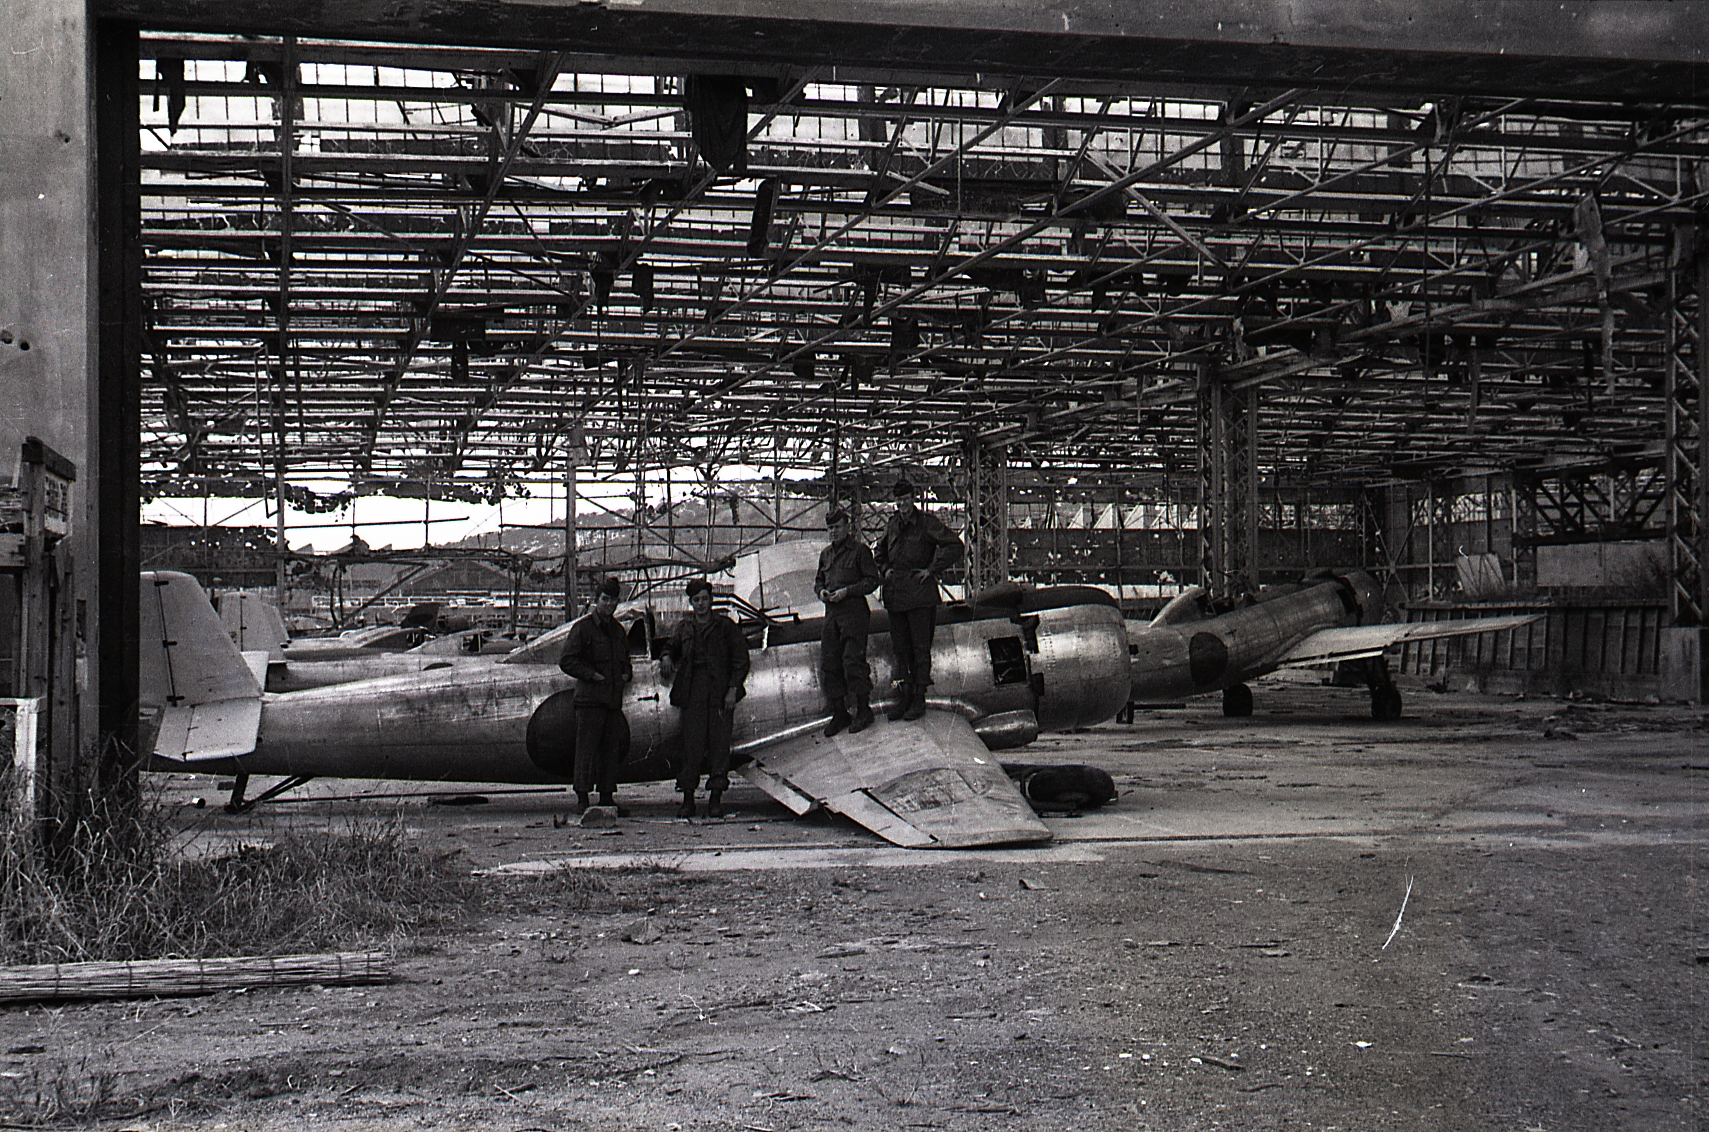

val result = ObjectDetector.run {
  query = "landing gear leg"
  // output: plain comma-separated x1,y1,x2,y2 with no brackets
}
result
1222,683,1254,717
225,773,315,814
1367,658,1403,721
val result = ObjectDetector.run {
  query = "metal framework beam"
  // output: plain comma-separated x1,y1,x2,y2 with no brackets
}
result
95,1,1709,102
1197,364,1258,594
1666,225,1708,626
962,438,1009,595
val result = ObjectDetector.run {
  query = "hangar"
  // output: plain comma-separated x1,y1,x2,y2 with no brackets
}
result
2,8,1708,1128
1,2,1705,803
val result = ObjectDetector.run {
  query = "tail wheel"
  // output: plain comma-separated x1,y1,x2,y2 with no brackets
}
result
1222,683,1254,717
1371,685,1403,721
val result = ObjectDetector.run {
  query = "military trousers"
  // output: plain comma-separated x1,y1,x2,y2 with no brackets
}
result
573,705,626,797
676,674,734,794
819,604,873,707
887,605,938,688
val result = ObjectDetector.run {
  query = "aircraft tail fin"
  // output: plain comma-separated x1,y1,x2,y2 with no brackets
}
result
219,590,290,662
140,571,263,762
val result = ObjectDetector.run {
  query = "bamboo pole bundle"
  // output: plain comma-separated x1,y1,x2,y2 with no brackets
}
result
0,951,390,1003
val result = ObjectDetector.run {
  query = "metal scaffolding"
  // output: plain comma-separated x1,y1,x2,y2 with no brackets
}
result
114,29,1707,617
1666,226,1708,626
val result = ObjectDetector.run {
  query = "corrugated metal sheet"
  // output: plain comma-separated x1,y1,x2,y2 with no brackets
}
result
1399,601,1670,698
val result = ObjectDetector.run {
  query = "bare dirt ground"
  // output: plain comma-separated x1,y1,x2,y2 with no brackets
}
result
3,680,1706,1131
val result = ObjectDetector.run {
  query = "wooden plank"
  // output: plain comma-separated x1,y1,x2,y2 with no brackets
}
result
0,952,391,1003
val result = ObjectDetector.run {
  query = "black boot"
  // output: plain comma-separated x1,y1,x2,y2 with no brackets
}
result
573,792,591,814
848,695,874,734
707,791,724,819
676,790,696,819
886,683,912,721
903,684,928,721
823,705,852,737
599,793,630,818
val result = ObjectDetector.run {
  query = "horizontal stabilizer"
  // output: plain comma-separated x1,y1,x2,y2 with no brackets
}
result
1277,613,1541,668
154,698,264,763
749,712,1051,849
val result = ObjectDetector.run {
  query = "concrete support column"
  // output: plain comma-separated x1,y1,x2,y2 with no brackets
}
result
1,2,97,819
1196,366,1258,594
94,22,142,788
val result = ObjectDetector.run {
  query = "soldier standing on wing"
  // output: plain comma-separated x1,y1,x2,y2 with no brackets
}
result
815,505,881,737
874,476,964,721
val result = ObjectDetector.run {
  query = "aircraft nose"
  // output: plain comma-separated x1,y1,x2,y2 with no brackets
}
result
1031,606,1131,730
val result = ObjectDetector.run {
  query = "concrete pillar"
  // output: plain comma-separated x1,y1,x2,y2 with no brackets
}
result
0,3,95,807
94,22,142,786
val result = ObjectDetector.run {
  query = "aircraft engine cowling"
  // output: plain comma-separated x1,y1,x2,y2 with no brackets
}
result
1026,603,1131,730
524,688,637,779
524,689,580,777
1340,570,1385,625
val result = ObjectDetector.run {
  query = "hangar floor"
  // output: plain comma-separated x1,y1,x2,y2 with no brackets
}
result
5,684,1704,1130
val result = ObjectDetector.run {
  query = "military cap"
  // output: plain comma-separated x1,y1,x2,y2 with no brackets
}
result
685,577,713,598
826,505,850,527
891,476,917,498
595,576,621,599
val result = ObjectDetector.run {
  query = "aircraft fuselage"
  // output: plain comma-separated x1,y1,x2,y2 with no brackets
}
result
1127,573,1373,701
198,595,1130,786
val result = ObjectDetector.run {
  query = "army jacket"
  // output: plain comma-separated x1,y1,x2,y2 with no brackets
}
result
875,507,964,611
814,537,881,612
557,610,633,709
666,611,751,708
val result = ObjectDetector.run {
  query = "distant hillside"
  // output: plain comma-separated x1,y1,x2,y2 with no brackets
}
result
449,487,831,568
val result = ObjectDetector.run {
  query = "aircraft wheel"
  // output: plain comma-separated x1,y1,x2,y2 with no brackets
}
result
1371,685,1403,721
1222,683,1254,717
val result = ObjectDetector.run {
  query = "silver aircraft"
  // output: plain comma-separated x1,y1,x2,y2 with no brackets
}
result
141,571,1131,848
1126,569,1539,719
220,590,529,692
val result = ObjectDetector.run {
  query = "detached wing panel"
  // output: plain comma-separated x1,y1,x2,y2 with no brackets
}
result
741,712,1051,849
1277,614,1541,668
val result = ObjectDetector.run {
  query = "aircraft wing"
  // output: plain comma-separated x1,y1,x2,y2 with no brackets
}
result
739,712,1051,849
1275,613,1541,668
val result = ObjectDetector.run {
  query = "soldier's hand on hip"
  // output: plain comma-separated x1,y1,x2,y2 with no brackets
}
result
913,568,933,583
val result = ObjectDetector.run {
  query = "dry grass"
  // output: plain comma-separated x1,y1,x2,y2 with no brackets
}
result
0,779,477,966
0,1052,118,1125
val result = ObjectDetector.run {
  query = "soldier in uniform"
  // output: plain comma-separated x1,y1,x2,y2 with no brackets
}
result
815,505,881,737
662,578,751,818
556,575,633,814
874,477,964,721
